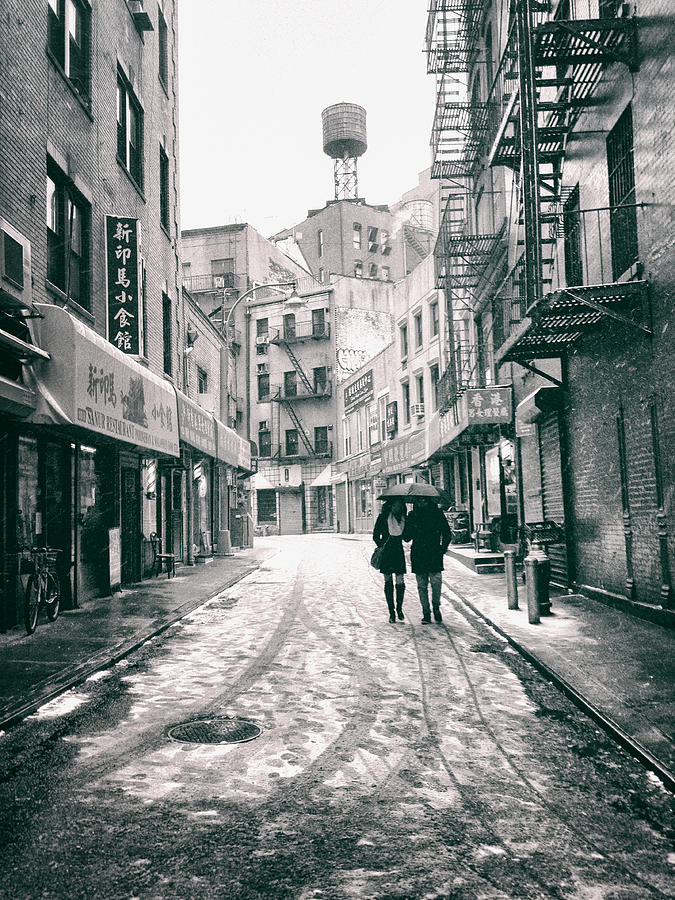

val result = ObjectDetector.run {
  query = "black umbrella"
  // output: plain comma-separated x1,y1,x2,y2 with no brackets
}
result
377,482,441,501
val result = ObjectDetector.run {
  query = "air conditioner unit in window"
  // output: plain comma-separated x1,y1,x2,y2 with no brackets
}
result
257,363,269,374
411,403,425,418
0,217,32,311
256,334,269,345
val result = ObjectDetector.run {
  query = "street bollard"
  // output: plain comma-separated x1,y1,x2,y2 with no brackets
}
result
524,554,540,624
504,549,519,610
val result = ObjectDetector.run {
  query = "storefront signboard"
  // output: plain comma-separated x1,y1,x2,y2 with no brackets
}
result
176,392,217,458
105,216,141,354
344,369,373,412
31,304,179,456
465,387,512,424
385,401,398,435
215,418,252,471
380,428,427,475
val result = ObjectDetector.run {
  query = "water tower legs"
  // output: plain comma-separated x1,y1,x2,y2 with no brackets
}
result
334,152,358,201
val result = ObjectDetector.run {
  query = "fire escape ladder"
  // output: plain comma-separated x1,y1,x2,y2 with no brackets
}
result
281,397,315,455
279,340,314,394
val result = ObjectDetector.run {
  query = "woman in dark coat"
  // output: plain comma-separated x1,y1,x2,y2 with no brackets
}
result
404,497,451,623
372,499,407,623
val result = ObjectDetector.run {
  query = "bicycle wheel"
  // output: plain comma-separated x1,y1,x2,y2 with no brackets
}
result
24,575,41,635
44,572,60,622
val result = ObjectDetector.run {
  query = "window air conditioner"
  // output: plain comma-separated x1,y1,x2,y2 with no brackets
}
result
411,403,425,418
0,217,32,311
256,334,269,345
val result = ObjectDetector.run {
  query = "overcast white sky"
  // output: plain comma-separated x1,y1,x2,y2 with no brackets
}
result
177,1,435,238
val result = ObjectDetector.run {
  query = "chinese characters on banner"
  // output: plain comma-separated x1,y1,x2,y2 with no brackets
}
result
465,387,512,424
106,215,140,354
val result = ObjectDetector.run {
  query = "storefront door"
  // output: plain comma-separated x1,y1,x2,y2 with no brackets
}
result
121,464,141,584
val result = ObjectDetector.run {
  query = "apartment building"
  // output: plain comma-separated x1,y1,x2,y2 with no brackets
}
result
426,0,674,616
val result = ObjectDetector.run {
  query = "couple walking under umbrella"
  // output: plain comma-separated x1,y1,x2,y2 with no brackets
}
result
372,483,451,624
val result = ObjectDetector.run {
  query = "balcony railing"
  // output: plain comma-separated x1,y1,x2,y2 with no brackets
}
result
492,203,650,364
183,272,242,294
425,0,483,75
275,442,333,461
269,320,331,343
437,338,478,412
272,383,333,402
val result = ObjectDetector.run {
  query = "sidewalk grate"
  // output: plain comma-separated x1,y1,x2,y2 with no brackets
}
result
167,716,262,745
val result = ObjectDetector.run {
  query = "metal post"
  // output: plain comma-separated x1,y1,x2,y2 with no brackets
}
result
516,0,542,315
524,554,540,624
504,549,519,609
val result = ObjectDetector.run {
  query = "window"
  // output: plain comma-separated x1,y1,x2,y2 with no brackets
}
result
369,263,378,279
159,144,170,232
381,230,391,254
430,364,440,411
317,229,324,258
158,4,169,87
258,425,271,458
284,371,297,397
162,291,172,376
414,312,423,349
117,69,144,188
343,416,352,457
400,323,408,360
607,104,638,280
353,223,362,250
357,407,365,452
257,373,270,401
48,0,90,98
563,184,583,287
402,382,410,425
256,317,268,338
354,260,363,278
368,227,379,252
283,313,296,340
312,307,326,336
378,395,387,443
416,374,425,406
313,366,328,394
314,426,328,455
197,367,208,394
382,266,390,281
46,158,90,308
430,300,439,337
257,489,276,521
285,429,298,456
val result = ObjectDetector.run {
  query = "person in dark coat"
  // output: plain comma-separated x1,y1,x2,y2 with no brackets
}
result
404,497,451,623
372,499,407,623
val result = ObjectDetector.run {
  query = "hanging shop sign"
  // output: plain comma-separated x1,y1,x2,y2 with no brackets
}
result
176,391,217,458
106,216,140,354
344,369,373,412
385,401,398,435
30,303,179,456
380,428,427,475
465,387,512,424
215,418,252,471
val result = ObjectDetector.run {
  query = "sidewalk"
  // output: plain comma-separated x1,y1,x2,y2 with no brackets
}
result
0,544,277,730
0,535,673,793
440,555,675,792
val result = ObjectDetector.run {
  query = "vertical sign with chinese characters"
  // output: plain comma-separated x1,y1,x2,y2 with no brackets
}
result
106,216,140,354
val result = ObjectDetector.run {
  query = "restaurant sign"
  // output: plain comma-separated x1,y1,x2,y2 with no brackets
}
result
344,369,373,412
465,387,512,424
385,401,398,435
176,392,217,458
106,215,140,354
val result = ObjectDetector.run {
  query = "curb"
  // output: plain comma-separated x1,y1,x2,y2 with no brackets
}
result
0,564,258,732
443,583,675,794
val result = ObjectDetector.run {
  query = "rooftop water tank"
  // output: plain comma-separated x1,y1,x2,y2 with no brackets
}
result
322,103,368,160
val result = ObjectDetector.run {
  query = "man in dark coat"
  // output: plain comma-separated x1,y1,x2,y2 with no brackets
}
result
404,497,451,623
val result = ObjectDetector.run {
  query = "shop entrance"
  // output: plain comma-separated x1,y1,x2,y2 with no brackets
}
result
121,464,141,584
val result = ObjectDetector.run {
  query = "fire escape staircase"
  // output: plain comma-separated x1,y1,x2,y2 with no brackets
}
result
273,337,322,458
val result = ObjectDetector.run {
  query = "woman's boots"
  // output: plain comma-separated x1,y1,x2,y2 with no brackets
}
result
384,581,396,623
395,583,405,621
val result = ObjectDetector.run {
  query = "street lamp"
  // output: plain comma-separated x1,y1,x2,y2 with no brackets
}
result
220,281,304,424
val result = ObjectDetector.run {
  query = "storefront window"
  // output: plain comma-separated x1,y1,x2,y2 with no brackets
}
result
17,436,39,550
193,459,212,555
141,458,157,540
79,444,112,599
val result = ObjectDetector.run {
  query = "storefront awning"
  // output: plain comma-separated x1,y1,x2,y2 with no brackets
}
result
215,418,251,472
176,391,217,458
515,387,563,424
250,472,275,490
29,303,179,457
310,464,333,487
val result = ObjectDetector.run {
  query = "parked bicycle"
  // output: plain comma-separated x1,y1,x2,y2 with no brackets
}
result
22,547,61,635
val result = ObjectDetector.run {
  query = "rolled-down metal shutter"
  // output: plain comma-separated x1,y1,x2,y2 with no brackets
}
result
538,412,569,586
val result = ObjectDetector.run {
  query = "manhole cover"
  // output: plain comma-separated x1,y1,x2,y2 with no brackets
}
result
167,716,262,745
